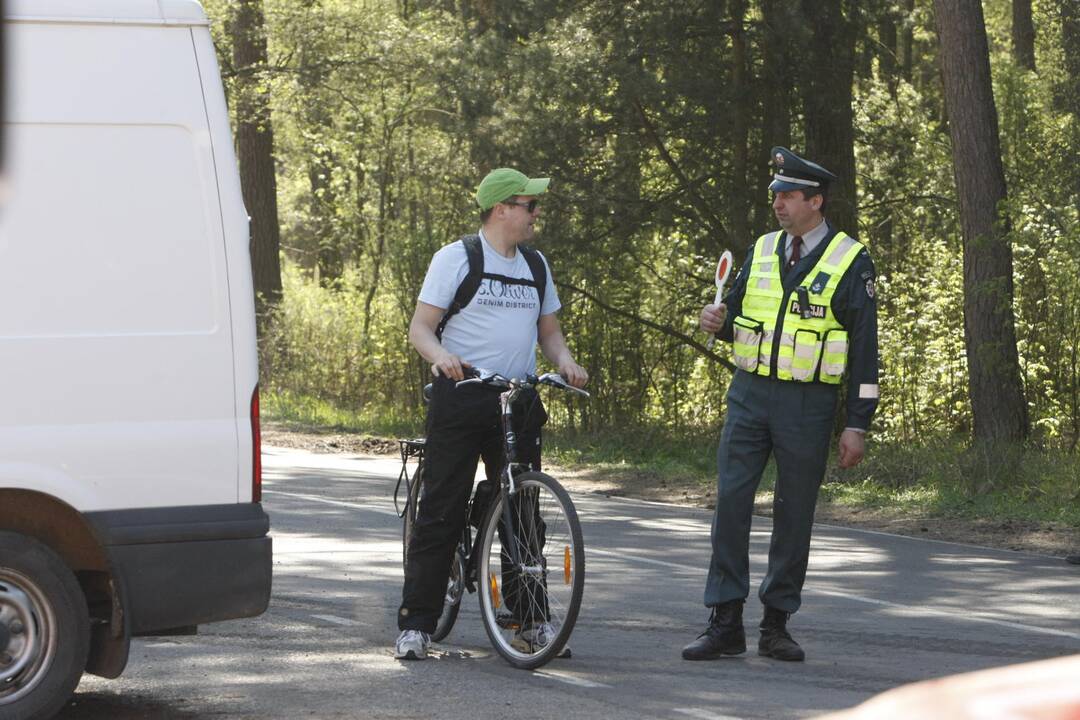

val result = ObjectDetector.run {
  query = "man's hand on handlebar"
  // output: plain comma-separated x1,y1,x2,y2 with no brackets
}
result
431,350,471,381
558,359,589,388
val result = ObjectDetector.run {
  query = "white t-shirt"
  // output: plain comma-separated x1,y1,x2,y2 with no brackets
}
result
418,230,561,379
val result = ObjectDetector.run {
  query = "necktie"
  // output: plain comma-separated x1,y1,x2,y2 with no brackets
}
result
788,235,803,269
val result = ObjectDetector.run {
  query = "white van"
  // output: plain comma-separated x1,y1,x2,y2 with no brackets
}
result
0,2,271,718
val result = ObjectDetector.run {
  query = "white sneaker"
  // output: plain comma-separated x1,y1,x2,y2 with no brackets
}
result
394,629,430,660
511,622,559,653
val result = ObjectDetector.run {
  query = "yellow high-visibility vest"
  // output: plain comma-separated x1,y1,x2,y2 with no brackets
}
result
731,230,863,383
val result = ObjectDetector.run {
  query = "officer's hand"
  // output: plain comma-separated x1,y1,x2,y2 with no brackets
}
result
431,351,471,381
838,430,865,469
559,359,589,388
700,303,728,334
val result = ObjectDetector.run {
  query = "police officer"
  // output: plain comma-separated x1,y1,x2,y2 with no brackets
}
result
682,147,879,663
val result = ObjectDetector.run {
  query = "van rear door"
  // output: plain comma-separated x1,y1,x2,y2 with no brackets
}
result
0,14,239,508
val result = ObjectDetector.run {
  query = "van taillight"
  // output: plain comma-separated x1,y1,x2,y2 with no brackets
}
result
251,385,262,502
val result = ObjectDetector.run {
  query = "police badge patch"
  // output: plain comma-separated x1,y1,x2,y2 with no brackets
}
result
809,271,830,294
865,279,876,299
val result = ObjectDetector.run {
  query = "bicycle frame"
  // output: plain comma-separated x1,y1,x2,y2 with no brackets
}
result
463,373,585,590
404,371,587,597
399,369,588,664
496,381,531,570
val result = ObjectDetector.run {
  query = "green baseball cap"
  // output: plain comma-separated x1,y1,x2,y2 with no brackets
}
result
475,168,550,210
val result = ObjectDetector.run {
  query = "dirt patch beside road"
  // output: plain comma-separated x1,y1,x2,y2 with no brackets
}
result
264,422,1080,559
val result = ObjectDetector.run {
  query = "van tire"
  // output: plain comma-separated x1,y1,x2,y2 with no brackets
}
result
0,532,90,720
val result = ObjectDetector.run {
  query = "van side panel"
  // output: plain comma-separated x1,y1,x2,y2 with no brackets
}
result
0,23,237,509
192,27,259,502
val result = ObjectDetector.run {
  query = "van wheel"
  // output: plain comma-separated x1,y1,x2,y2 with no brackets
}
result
0,532,89,720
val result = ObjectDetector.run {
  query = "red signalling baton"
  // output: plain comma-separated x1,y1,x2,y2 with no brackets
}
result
705,250,733,350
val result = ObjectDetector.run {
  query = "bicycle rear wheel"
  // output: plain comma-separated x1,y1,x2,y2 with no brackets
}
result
401,460,424,569
430,549,465,642
476,471,584,669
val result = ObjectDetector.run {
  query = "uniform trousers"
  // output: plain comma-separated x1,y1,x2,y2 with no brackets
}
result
704,370,838,613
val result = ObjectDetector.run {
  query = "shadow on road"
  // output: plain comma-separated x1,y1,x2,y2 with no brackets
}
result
58,692,204,720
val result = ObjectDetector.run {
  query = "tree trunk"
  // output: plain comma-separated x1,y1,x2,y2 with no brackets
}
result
878,3,899,97
756,0,794,236
298,47,342,284
1011,0,1036,72
933,0,1030,443
230,0,283,320
1059,0,1080,116
901,0,915,81
728,0,751,249
798,0,859,235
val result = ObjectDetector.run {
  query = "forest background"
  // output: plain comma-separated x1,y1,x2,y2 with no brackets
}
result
204,0,1080,537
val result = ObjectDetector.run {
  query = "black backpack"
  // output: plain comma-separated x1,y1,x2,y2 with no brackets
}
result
434,234,548,340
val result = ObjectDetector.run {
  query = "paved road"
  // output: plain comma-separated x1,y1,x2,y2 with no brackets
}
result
61,447,1080,719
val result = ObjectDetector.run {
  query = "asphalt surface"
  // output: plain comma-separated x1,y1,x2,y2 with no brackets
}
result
60,447,1080,719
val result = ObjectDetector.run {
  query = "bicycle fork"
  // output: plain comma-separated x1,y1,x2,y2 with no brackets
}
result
499,388,524,569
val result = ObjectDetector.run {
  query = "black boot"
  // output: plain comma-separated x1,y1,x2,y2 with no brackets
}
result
682,600,746,660
758,606,805,662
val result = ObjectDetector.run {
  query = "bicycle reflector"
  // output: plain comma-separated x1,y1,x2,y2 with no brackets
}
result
490,573,501,609
564,546,571,584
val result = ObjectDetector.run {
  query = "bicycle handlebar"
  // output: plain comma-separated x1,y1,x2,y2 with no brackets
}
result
455,368,590,398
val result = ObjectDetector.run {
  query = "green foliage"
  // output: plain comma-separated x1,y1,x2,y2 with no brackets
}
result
259,261,420,416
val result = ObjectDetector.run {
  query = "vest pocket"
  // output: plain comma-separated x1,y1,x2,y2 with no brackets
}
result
732,316,763,372
820,329,849,383
790,329,822,381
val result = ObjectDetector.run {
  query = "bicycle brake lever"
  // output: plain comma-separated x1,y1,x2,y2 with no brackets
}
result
539,373,591,398
456,368,506,388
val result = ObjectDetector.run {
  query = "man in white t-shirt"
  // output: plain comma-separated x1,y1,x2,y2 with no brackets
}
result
394,168,588,660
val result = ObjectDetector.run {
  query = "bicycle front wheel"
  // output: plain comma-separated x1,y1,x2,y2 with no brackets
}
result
477,471,584,669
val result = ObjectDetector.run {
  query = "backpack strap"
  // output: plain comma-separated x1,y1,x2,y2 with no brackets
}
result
434,236,549,341
519,245,547,315
435,235,483,341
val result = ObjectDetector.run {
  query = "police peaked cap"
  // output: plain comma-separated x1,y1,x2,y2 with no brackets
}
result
768,146,837,192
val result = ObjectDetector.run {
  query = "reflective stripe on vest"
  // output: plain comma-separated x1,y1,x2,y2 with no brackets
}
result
730,230,863,384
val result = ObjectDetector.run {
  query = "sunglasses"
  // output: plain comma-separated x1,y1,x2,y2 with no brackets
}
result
503,199,540,213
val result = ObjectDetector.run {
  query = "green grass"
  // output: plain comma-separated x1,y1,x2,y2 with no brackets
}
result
543,426,718,484
820,440,1080,527
263,389,1080,529
261,387,421,438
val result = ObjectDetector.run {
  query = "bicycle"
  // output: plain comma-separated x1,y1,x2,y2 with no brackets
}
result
395,369,588,669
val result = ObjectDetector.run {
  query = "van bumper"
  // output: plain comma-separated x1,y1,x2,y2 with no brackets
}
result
86,503,272,634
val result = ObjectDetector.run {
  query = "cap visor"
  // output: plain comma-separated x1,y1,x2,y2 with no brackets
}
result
769,179,805,192
521,177,550,196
